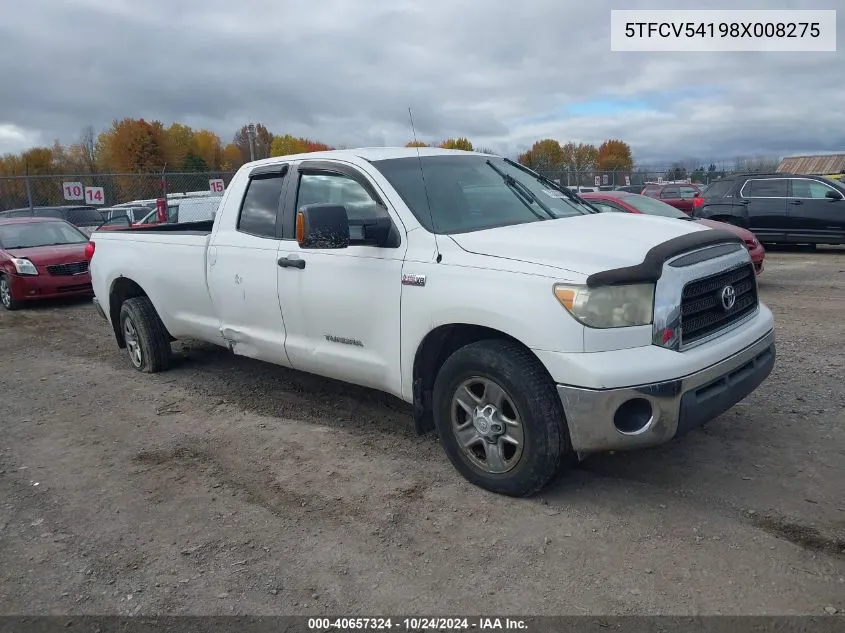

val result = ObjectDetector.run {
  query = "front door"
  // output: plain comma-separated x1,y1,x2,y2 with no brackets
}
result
206,163,292,365
275,160,407,396
786,178,845,244
737,177,789,242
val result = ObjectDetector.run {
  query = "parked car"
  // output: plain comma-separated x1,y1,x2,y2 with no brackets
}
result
614,185,643,194
0,217,93,310
87,147,775,497
99,205,150,225
641,183,705,214
692,173,845,246
0,205,104,235
581,191,765,276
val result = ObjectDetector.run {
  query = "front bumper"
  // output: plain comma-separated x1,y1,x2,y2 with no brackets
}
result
556,329,775,453
7,273,93,301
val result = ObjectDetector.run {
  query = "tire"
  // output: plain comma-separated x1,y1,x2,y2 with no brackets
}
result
0,274,21,311
118,296,173,373
432,339,574,497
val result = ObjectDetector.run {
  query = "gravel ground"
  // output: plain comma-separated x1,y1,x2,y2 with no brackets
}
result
0,248,843,616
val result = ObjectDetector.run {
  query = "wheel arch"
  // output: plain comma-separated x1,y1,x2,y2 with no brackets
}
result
411,323,553,435
108,277,173,347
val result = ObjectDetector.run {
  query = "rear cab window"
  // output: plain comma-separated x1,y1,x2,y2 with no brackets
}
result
237,171,286,238
659,186,680,199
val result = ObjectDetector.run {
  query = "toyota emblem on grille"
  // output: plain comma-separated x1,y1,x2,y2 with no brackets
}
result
720,284,736,311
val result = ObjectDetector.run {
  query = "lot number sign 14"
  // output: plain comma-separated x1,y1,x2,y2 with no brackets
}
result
209,179,225,194
62,182,105,205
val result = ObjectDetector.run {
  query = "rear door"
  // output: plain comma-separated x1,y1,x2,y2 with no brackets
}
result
206,162,293,365
736,178,789,241
658,185,682,209
785,177,845,244
676,185,701,214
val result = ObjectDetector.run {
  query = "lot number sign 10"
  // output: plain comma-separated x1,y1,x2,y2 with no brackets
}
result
62,182,105,205
209,179,225,194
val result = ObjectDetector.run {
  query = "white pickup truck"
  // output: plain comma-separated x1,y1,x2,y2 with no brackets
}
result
87,148,776,497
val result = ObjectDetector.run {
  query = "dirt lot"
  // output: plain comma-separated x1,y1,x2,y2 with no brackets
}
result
0,248,843,616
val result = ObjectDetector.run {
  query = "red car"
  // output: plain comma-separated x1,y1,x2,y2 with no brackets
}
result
581,191,765,275
641,182,705,214
0,217,94,310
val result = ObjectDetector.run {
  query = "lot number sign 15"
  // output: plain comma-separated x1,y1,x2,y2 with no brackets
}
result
62,182,105,205
209,179,225,194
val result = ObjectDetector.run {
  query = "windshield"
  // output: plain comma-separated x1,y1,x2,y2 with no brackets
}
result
0,221,88,249
620,194,689,218
371,155,597,234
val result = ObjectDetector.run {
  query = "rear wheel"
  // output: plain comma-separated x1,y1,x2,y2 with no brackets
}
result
432,339,574,497
118,296,173,372
0,275,21,311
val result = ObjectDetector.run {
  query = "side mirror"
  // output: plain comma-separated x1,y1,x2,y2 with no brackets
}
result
693,191,701,197
296,203,349,249
825,190,843,200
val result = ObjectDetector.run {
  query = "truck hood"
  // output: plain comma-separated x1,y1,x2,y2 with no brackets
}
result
449,213,712,277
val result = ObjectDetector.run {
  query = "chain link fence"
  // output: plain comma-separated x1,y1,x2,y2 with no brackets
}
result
1,166,755,211
0,171,237,211
533,168,741,189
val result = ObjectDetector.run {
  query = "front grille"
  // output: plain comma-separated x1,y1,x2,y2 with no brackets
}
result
47,261,88,276
680,263,758,346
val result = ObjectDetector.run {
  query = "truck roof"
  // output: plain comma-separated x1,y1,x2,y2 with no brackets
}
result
245,146,491,167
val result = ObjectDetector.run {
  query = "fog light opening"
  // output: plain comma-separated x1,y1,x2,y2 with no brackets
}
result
613,398,654,435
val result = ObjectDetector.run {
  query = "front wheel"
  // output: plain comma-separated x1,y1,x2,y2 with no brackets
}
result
118,296,173,373
0,275,21,311
432,339,575,497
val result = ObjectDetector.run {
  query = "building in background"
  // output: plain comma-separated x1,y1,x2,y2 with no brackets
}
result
777,153,845,181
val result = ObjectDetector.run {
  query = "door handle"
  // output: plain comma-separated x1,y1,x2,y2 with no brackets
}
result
277,256,306,269
789,200,803,205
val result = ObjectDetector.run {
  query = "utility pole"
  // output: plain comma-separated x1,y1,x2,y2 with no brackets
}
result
247,123,256,162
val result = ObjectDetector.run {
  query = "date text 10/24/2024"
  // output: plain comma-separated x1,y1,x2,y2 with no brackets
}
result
609,9,837,52
307,618,528,631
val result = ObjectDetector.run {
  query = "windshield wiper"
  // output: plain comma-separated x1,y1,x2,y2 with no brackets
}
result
502,157,600,213
485,160,555,219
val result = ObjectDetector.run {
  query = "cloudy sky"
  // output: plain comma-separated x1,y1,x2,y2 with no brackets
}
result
0,0,842,165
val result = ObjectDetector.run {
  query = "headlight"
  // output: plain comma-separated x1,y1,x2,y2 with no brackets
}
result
12,258,38,276
553,283,654,328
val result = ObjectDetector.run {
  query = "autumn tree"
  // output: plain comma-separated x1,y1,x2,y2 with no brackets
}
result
194,130,223,171
221,143,243,170
405,140,429,147
270,134,333,157
166,123,198,169
596,139,633,171
61,125,98,173
517,139,564,171
233,123,273,163
439,137,473,151
97,118,171,173
572,143,599,172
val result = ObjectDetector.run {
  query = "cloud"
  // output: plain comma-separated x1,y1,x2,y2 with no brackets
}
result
0,124,43,155
0,0,842,164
